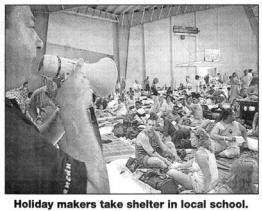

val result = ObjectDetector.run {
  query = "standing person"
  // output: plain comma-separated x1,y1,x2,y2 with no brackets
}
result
229,72,240,103
217,73,223,84
240,69,251,89
204,74,209,86
248,69,253,77
192,75,201,93
151,77,159,96
5,6,109,193
185,75,192,89
247,69,253,86
133,80,142,101
144,76,150,94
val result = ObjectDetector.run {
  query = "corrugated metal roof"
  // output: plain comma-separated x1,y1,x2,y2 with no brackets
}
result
32,5,244,27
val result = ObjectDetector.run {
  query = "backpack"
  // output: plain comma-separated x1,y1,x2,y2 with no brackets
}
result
139,169,179,194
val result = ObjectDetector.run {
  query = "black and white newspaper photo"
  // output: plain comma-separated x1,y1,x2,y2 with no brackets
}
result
1,0,261,210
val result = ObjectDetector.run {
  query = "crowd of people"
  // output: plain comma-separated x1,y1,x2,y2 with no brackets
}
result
93,71,258,193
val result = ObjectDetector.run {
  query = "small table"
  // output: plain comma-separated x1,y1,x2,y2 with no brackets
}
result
236,99,258,125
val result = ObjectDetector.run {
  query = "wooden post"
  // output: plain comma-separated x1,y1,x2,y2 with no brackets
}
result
169,16,174,89
141,24,146,81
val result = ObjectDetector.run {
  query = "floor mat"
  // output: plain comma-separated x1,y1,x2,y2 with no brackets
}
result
102,138,135,162
216,149,258,182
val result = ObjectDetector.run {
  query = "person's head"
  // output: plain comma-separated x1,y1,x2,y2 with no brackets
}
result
146,76,149,80
195,75,200,80
248,69,253,74
230,157,257,193
220,108,235,123
192,93,200,104
194,127,213,152
231,99,239,108
146,112,158,131
166,95,172,103
118,98,122,104
22,81,29,92
6,6,44,91
232,72,237,77
28,91,33,98
240,88,248,97
135,101,141,109
153,77,159,84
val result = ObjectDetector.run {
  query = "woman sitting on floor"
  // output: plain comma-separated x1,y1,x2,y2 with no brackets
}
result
160,95,174,116
214,157,258,193
167,128,219,193
135,113,179,169
185,92,203,126
210,108,247,158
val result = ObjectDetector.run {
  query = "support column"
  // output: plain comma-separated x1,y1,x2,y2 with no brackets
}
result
141,24,146,81
113,23,120,81
169,16,174,89
118,25,131,80
124,26,131,79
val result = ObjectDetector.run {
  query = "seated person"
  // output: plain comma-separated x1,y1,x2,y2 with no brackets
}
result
166,86,173,95
201,118,217,132
160,95,174,116
126,92,136,110
240,88,248,99
177,83,186,90
113,98,127,116
214,157,258,193
250,112,258,137
247,77,258,97
231,99,240,119
185,92,203,121
167,128,218,193
135,115,176,169
210,108,247,158
132,101,147,124
162,112,192,149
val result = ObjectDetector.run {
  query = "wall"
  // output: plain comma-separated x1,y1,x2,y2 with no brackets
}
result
126,25,143,89
126,5,258,88
144,18,171,87
46,12,114,62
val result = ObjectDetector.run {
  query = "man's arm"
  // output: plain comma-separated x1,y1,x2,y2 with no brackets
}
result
238,122,247,142
139,133,170,165
56,60,110,193
195,150,212,193
210,124,230,146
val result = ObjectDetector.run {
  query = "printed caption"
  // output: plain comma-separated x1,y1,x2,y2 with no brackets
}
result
14,199,248,210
